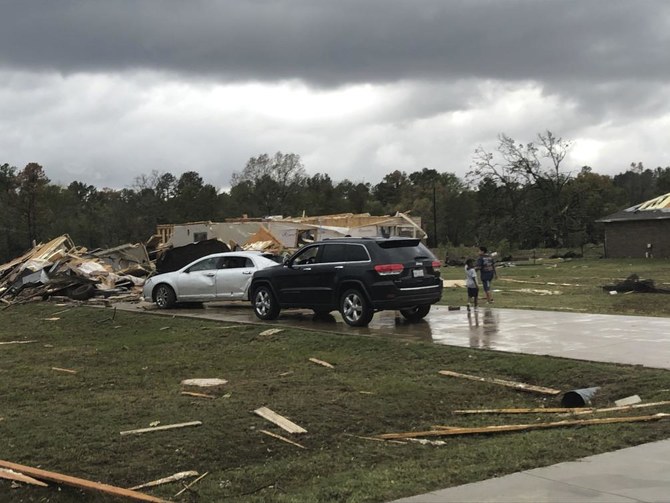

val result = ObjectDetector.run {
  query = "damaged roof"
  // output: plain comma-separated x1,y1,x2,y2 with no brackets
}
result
598,192,670,223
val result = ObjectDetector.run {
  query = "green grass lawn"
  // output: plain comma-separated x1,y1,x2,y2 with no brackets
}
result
440,257,670,317
2,302,670,502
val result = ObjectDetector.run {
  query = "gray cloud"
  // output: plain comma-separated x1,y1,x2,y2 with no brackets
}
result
2,1,669,86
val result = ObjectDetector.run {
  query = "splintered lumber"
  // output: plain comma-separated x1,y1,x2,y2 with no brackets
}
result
129,470,199,490
309,357,334,369
455,400,670,416
120,421,202,436
260,429,307,449
181,391,216,399
377,413,670,440
174,471,209,497
454,407,591,414
0,460,168,502
254,406,307,434
438,370,561,395
0,340,37,345
51,367,77,374
0,468,49,487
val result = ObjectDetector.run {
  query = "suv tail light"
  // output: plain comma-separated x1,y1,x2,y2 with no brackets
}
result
374,263,404,276
431,260,441,269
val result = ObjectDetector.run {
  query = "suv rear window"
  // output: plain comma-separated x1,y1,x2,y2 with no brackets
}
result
376,240,434,261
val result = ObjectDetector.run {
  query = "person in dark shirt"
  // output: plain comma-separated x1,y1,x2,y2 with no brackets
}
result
475,246,497,304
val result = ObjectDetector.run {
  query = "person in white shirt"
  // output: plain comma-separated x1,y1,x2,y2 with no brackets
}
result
465,258,479,311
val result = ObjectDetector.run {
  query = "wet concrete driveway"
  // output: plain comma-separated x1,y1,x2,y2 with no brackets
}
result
117,302,670,369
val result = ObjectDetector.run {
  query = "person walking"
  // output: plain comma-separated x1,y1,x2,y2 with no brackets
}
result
476,246,497,304
464,258,479,311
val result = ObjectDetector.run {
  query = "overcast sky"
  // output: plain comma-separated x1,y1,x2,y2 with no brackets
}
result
1,0,669,191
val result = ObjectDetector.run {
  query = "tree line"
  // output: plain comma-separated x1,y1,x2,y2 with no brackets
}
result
2,131,669,262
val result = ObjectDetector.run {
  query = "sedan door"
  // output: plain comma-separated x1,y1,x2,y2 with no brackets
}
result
215,255,255,299
175,256,221,301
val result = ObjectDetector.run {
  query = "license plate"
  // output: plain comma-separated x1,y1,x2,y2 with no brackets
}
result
412,268,424,278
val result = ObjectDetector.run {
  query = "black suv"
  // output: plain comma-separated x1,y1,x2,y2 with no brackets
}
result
250,237,442,327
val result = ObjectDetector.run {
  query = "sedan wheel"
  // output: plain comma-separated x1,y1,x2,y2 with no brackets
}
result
340,289,373,327
253,285,280,320
154,284,176,309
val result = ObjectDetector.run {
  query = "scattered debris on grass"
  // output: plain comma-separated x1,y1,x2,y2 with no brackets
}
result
174,471,209,498
438,370,562,395
561,387,599,407
0,468,49,487
254,406,307,434
259,328,284,336
0,340,36,346
509,288,562,296
180,378,228,387
260,429,307,449
42,317,61,321
309,357,334,369
129,470,199,491
454,401,670,415
376,413,670,440
602,274,670,294
0,459,168,502
51,367,77,374
615,395,642,407
120,421,203,436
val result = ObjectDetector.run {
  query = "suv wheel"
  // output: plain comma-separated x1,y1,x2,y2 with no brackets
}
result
399,304,431,322
340,288,373,327
253,285,280,320
154,284,176,309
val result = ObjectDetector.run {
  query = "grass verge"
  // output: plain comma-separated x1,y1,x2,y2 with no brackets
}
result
1,303,670,502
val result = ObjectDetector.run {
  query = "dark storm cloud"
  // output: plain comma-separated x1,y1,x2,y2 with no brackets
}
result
2,0,668,86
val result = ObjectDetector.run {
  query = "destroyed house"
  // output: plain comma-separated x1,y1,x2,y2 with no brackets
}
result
156,212,426,251
598,192,670,258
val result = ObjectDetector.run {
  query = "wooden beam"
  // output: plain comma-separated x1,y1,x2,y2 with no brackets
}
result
309,357,334,369
377,413,669,440
129,470,199,490
438,370,561,395
180,391,215,399
174,471,209,497
0,460,168,502
51,367,77,374
0,468,49,487
120,421,202,436
254,407,307,434
260,430,307,449
454,400,670,416
0,340,37,345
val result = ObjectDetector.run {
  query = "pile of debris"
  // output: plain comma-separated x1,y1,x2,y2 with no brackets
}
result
602,273,670,294
0,235,153,306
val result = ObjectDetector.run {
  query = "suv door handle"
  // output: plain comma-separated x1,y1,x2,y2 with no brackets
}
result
242,271,252,275
205,273,215,277
334,266,344,269
303,267,312,271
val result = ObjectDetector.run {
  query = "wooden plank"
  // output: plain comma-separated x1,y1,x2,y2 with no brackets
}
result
454,407,591,414
260,429,307,449
0,468,49,487
309,357,334,369
180,391,216,399
454,400,670,416
377,413,669,440
120,421,202,436
51,367,77,374
438,370,561,395
0,340,37,345
129,470,199,490
254,407,307,434
0,460,168,502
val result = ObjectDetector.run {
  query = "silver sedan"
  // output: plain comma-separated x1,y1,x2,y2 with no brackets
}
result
143,251,279,308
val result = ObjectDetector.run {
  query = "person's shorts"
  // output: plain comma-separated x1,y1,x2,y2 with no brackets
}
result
480,274,494,292
467,287,479,298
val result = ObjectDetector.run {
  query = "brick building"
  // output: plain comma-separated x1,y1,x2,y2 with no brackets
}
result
598,193,670,258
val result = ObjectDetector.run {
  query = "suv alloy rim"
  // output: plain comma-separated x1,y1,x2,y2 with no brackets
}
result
255,289,271,316
342,291,363,322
